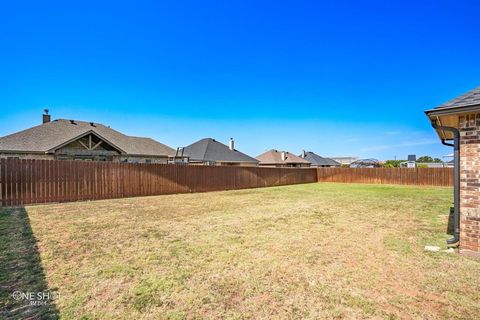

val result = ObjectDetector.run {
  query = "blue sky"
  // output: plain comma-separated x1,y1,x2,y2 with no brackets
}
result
1,0,479,160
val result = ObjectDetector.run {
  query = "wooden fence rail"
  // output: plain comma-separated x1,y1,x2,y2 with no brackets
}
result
0,159,454,207
0,159,317,206
316,167,454,186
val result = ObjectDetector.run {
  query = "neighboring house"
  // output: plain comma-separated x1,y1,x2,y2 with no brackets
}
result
182,138,259,166
329,156,359,165
421,162,449,168
443,153,454,168
255,149,311,167
399,162,449,168
349,158,380,168
0,112,177,163
299,150,340,167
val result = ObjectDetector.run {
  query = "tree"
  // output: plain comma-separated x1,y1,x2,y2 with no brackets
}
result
417,156,443,163
417,156,433,163
383,160,405,168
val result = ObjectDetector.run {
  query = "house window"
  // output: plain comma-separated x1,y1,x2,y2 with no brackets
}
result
145,159,152,164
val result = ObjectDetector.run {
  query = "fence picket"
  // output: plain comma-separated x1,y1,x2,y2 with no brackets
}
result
0,159,453,206
316,167,453,187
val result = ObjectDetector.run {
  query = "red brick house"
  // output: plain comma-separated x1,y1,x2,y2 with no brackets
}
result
425,87,480,254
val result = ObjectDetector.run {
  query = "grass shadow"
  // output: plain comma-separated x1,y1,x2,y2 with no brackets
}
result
0,207,59,319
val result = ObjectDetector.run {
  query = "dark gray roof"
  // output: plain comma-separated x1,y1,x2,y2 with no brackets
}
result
437,87,480,109
0,119,175,157
435,87,480,109
425,87,480,117
301,151,340,166
183,138,259,163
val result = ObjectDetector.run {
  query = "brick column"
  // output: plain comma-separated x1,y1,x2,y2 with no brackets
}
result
459,113,480,253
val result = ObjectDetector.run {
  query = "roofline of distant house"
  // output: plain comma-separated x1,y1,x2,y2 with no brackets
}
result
188,159,259,163
0,150,176,158
424,103,480,117
128,154,172,158
258,161,309,164
0,150,47,154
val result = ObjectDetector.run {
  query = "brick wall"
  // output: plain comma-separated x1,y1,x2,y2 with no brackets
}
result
459,113,480,252
0,153,54,160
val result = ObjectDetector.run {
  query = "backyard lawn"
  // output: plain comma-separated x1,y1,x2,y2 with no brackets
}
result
1,183,480,319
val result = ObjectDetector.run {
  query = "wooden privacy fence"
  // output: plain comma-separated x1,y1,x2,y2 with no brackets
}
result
316,167,454,186
0,159,317,206
0,159,455,207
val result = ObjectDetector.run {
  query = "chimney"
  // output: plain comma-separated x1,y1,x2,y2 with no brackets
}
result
229,138,234,151
301,149,306,158
281,151,286,161
42,109,51,124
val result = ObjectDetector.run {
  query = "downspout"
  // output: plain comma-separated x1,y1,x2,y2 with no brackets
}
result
431,120,460,247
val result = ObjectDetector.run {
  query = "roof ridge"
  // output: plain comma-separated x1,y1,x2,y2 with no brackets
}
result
201,137,213,159
128,135,155,140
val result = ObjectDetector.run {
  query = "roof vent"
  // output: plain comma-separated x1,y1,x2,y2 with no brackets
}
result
70,120,76,125
229,138,235,151
90,122,96,127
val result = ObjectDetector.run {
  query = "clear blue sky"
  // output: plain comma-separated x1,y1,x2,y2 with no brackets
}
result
1,0,479,160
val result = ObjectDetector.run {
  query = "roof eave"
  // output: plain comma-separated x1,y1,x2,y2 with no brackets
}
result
0,150,49,154
124,154,171,158
424,103,480,117
194,158,259,163
425,103,480,141
217,160,260,163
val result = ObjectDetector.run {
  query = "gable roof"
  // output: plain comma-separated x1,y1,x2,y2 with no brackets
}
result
182,138,259,163
300,151,340,166
255,149,310,165
436,87,480,109
425,86,480,116
0,119,176,157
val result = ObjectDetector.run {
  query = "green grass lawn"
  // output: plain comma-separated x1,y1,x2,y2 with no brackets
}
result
1,183,480,319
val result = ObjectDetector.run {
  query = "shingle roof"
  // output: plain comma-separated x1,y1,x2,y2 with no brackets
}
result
300,151,340,166
255,149,310,165
182,138,259,163
435,87,480,109
0,119,175,157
